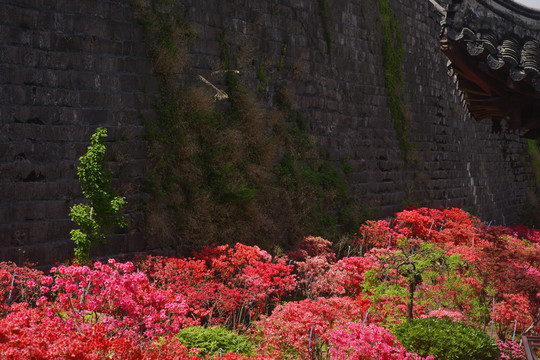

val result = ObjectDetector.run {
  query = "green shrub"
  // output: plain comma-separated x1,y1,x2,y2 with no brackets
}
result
70,128,127,263
393,317,500,360
175,326,255,358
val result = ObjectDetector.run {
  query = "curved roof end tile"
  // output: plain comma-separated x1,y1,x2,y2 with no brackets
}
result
441,0,540,138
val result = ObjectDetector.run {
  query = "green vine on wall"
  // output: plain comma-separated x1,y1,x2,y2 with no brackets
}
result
317,0,332,56
528,140,540,188
377,0,410,164
521,140,540,227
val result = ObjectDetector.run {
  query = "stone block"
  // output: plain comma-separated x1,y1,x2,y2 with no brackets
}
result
116,4,135,21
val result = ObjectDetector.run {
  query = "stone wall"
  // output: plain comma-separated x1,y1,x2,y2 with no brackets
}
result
0,0,156,264
181,0,534,220
393,0,532,223
0,0,536,265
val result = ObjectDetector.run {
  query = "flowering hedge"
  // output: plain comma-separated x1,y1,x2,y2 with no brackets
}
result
1,207,539,359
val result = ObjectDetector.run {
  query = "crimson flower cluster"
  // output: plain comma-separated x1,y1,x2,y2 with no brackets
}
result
141,243,296,327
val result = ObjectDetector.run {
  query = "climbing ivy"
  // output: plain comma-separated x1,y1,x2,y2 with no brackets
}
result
521,140,540,227
377,0,411,163
317,0,332,56
528,140,540,188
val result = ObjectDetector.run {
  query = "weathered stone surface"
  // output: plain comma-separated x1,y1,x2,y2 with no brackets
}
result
0,0,155,265
0,0,536,266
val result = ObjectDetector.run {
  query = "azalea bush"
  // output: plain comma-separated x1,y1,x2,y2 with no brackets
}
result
0,305,199,360
322,255,378,296
327,322,434,360
420,308,466,322
1,207,539,359
140,243,296,327
498,340,527,360
40,259,193,337
254,296,369,358
358,206,540,338
354,219,401,253
0,261,43,313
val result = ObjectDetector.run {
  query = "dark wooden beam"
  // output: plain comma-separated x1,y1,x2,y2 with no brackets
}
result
522,335,540,360
442,43,502,96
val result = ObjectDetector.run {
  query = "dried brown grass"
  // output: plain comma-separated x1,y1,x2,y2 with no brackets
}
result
142,7,359,256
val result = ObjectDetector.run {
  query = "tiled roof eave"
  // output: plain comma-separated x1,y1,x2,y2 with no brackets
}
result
443,26,540,90
442,0,540,138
